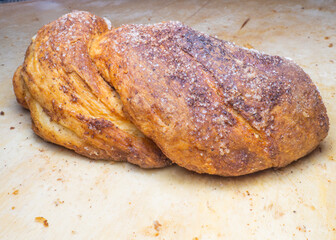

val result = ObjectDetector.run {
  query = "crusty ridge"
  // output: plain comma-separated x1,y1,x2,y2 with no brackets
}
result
170,23,329,167
13,11,170,168
89,21,329,176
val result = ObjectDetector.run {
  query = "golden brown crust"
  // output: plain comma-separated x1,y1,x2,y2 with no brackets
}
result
90,21,329,176
13,65,28,109
13,11,170,168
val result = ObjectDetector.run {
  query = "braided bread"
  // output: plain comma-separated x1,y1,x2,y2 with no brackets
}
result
13,12,329,176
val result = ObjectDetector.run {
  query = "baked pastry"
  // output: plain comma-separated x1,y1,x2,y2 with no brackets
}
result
13,11,170,168
90,21,329,176
13,11,329,176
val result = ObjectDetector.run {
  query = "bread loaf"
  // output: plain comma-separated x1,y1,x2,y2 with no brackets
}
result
89,21,329,176
13,11,329,176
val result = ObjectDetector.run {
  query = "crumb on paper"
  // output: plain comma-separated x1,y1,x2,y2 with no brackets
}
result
0,111,4,116
35,217,49,227
12,190,19,195
11,206,15,210
240,18,250,30
193,237,199,240
10,127,15,130
153,220,161,232
244,43,254,49
72,230,76,234
296,225,307,232
325,36,330,40
329,43,333,48
54,198,64,206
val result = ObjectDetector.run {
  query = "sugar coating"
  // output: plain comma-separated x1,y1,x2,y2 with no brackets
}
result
91,19,328,175
102,21,313,137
